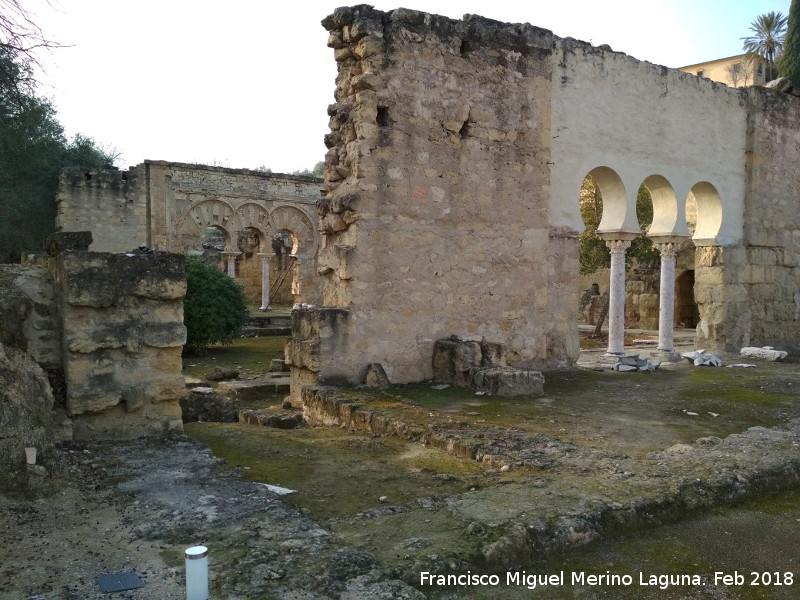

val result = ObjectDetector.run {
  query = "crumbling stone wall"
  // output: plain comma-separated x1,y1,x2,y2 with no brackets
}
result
1,233,188,442
54,249,187,439
56,161,324,305
311,6,570,390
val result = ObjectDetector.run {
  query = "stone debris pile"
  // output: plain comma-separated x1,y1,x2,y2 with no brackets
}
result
682,349,723,367
612,354,661,372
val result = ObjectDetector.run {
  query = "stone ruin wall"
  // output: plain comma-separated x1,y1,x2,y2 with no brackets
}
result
56,161,324,306
291,5,800,396
2,233,187,445
696,88,800,350
299,6,576,391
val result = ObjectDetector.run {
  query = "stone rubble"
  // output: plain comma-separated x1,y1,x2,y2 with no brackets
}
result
682,349,724,367
612,354,661,373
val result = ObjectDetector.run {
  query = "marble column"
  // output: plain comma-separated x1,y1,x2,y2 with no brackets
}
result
221,251,240,278
257,252,272,311
605,239,632,356
654,241,679,358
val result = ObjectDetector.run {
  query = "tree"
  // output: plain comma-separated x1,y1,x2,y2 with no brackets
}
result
779,0,800,87
183,255,249,352
0,47,115,263
291,161,325,178
742,11,788,82
1,0,61,103
725,61,750,87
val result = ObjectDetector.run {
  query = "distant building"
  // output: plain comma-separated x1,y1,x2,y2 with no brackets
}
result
679,53,767,88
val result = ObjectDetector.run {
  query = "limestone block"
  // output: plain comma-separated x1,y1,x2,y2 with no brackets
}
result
60,252,185,308
354,36,384,59
432,338,482,387
471,367,544,397
740,346,788,361
364,363,391,388
44,231,92,255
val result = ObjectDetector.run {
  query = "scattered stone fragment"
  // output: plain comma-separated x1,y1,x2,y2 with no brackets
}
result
613,355,660,372
740,346,788,362
727,364,757,368
682,350,722,367
190,386,214,395
364,363,391,389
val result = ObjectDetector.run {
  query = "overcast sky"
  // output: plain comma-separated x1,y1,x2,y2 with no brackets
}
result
31,0,791,172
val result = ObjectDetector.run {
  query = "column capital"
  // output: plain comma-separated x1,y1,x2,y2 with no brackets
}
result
653,241,679,257
256,252,275,259
221,251,241,258
604,239,632,255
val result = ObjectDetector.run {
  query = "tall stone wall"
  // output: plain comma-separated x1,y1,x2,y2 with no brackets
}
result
696,88,800,350
313,6,571,388
56,167,147,252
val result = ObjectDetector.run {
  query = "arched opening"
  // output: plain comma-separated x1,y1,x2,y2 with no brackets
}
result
270,229,300,304
589,166,629,233
236,227,266,306
200,226,229,269
687,182,722,245
675,269,699,328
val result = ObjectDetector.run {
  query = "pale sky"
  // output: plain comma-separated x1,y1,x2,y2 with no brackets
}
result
31,0,791,172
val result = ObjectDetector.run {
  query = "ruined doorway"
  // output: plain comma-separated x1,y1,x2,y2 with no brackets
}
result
675,269,699,328
237,227,265,306
271,229,298,304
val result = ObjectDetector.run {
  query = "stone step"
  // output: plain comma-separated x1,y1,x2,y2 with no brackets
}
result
239,408,303,429
215,375,290,402
248,315,291,328
241,325,291,337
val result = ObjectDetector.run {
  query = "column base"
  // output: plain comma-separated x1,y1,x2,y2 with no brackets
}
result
259,305,271,312
656,349,683,363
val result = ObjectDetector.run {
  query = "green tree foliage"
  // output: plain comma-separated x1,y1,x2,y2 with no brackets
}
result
579,177,660,275
183,255,249,352
742,11,788,81
0,48,115,262
779,0,800,86
291,161,325,177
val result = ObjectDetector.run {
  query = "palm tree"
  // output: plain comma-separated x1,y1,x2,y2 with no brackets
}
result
742,11,788,81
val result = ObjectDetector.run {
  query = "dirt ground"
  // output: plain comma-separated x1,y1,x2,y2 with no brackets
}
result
2,335,800,599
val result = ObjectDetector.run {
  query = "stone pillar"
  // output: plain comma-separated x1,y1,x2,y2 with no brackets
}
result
604,239,632,356
257,252,272,311
653,239,683,360
221,252,239,278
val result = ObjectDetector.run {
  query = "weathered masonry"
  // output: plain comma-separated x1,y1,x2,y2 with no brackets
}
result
56,161,325,306
288,6,800,394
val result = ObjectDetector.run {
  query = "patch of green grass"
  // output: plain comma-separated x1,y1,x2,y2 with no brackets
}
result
185,422,486,522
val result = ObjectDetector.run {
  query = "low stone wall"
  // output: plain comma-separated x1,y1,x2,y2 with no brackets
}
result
1,233,188,446
55,250,187,439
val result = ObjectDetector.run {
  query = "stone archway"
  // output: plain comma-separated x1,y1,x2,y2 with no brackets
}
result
177,199,242,254
688,182,723,246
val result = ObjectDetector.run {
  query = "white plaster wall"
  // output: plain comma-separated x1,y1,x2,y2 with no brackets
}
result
549,40,747,246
